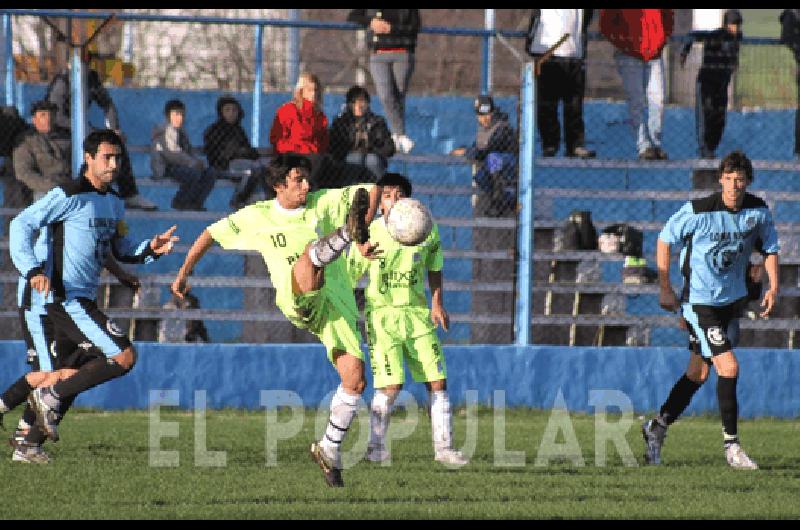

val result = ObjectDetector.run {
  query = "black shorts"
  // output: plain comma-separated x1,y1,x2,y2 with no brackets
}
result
46,298,131,363
682,297,747,359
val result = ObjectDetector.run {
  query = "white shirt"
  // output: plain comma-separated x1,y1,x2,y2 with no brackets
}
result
528,9,584,59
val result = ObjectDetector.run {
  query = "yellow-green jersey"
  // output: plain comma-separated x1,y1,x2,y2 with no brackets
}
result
347,217,443,312
208,184,373,319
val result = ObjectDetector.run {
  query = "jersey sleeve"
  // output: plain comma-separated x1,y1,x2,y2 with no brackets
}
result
658,202,696,246
758,207,780,255
9,187,78,278
207,207,258,251
425,224,444,272
111,219,158,264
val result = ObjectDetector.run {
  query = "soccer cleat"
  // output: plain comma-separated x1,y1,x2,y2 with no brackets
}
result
434,448,469,467
8,428,27,449
11,443,50,464
725,443,758,470
642,418,667,465
309,442,344,487
28,388,60,443
366,444,390,463
346,187,370,245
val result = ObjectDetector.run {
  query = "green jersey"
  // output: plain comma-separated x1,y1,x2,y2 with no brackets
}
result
348,217,443,311
208,184,373,317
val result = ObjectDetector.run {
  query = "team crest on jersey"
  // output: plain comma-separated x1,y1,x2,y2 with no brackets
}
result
106,319,125,337
706,326,726,346
116,220,129,237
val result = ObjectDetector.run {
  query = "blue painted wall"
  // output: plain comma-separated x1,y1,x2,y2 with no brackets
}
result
1,342,797,417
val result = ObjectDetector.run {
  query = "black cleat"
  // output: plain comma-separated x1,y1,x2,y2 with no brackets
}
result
346,187,370,245
310,442,344,487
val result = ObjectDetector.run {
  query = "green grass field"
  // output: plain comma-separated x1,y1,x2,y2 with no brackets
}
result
1,407,798,519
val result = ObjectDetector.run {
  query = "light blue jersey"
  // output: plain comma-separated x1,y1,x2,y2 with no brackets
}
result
659,192,779,305
10,176,157,303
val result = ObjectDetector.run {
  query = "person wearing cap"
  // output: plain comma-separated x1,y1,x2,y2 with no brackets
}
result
780,10,800,159
525,9,596,158
450,95,518,216
330,85,395,181
12,100,71,203
680,9,744,159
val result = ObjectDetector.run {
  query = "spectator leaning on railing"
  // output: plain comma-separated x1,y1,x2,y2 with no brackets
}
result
329,85,395,181
780,9,800,159
151,99,217,211
525,9,596,159
680,9,743,160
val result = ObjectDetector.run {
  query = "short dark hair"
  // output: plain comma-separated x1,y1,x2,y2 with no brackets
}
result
719,150,753,182
346,85,370,106
83,129,122,158
30,99,57,116
377,172,412,197
267,153,313,189
164,99,186,117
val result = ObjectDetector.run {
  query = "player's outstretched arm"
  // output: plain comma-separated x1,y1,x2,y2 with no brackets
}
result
151,225,179,255
657,238,679,313
759,253,780,317
172,229,214,301
428,270,449,332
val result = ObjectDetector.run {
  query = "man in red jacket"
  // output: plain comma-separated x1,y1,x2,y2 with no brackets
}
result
601,9,674,160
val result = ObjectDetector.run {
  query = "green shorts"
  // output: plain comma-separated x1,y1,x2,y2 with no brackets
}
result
281,286,365,365
365,306,447,388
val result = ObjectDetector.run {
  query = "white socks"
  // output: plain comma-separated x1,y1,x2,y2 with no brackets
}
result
320,385,360,468
430,390,454,453
369,390,397,449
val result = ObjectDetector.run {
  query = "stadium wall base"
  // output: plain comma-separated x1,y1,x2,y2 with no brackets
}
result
0,342,797,418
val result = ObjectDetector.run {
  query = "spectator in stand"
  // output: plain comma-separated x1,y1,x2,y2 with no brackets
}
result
269,72,336,187
680,9,743,159
11,100,70,204
600,9,674,160
151,99,217,211
203,95,270,209
780,9,800,159
45,52,157,210
525,9,596,159
348,9,420,154
330,85,395,181
450,95,518,217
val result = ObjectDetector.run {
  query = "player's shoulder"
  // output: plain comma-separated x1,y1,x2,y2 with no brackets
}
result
690,192,725,214
741,193,768,211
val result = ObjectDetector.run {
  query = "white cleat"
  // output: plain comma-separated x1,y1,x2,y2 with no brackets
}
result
434,448,469,467
725,443,758,469
12,443,50,464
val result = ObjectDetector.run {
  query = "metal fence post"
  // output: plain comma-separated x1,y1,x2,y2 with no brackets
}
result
514,62,535,346
287,9,299,90
71,47,85,178
252,24,263,147
3,13,13,107
483,9,494,95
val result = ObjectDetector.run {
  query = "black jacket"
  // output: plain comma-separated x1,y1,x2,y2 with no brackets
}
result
348,9,421,52
780,9,800,62
202,96,259,171
465,111,517,163
329,109,395,162
681,28,741,80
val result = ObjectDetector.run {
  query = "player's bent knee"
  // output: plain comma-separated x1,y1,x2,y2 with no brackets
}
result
112,346,138,372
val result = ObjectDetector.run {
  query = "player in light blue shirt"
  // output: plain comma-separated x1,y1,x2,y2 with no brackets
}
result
642,150,779,469
9,129,178,446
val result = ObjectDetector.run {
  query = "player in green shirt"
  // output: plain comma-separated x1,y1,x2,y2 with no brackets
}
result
347,172,468,466
171,154,382,487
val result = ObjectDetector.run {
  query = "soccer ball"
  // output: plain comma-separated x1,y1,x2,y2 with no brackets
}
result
386,198,433,246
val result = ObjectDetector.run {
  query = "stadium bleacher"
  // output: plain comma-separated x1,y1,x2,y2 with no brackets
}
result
2,85,799,347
